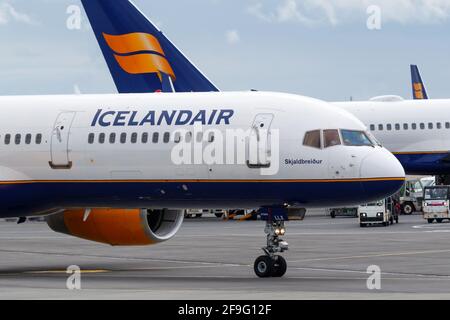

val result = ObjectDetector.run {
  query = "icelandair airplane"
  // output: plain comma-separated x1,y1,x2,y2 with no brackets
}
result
81,1,446,181
0,1,406,279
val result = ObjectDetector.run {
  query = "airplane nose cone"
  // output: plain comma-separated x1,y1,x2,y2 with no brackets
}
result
360,148,405,201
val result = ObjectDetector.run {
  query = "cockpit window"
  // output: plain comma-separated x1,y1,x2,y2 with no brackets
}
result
303,130,321,149
323,130,341,148
366,131,382,147
340,130,373,147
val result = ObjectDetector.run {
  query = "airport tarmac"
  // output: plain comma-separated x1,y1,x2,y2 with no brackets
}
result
1,212,450,300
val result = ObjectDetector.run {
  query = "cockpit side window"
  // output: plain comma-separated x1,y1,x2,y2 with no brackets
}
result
303,130,321,149
323,130,341,148
340,130,373,147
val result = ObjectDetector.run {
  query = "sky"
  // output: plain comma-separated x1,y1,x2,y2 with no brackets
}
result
0,0,449,101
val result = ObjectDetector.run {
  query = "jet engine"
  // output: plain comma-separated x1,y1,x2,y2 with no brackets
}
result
46,209,184,246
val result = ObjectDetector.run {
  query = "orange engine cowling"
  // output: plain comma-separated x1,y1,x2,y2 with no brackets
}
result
46,209,184,246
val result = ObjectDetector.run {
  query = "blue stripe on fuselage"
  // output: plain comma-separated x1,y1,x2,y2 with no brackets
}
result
0,180,403,218
394,152,450,175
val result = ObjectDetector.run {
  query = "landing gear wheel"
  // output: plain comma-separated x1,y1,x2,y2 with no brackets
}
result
360,223,366,228
254,256,274,278
254,211,289,278
271,256,287,277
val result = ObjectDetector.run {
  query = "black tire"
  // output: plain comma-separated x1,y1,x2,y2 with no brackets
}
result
360,223,366,228
427,219,434,224
330,211,336,219
402,203,414,215
437,219,444,223
271,256,287,277
195,214,202,218
254,256,273,278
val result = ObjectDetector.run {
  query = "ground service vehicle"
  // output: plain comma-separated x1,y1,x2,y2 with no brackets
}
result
359,199,396,227
423,186,450,223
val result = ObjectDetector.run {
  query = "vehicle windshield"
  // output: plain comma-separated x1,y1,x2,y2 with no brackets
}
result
340,130,373,147
364,202,383,207
424,188,449,200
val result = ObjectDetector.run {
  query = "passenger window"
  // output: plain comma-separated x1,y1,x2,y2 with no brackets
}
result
403,124,408,130
131,133,138,144
163,132,170,143
303,130,321,149
428,123,433,129
109,133,116,144
120,133,127,144
437,123,442,129
446,122,450,129
4,134,10,145
323,130,341,148
15,134,21,145
99,133,105,144
196,132,203,142
152,132,159,143
25,134,32,145
420,123,425,130
185,132,192,143
142,133,148,143
208,132,215,143
395,124,400,131
340,130,373,147
88,133,95,144
174,132,181,143
387,124,392,131
378,124,383,131
36,134,42,144
412,123,417,130
369,124,375,131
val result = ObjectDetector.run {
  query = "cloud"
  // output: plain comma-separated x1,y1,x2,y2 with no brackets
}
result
0,2,38,26
225,29,240,45
247,0,450,26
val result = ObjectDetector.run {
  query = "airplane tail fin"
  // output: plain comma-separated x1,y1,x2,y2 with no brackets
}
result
410,65,428,100
81,0,219,93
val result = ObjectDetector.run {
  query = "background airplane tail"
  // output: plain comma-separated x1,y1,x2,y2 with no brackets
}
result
410,65,428,100
81,0,219,93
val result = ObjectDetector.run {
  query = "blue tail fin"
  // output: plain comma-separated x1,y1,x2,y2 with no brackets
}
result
410,65,428,100
81,0,219,93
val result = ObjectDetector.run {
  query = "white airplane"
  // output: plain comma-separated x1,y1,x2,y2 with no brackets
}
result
0,91,404,277
333,98,450,178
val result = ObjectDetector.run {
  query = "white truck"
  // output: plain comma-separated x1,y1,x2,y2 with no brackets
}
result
399,176,435,215
358,199,396,227
423,186,450,224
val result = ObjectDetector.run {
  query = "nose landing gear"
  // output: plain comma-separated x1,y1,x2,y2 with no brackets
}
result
254,220,288,278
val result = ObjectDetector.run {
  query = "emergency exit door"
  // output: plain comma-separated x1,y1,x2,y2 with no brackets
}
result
247,113,274,168
49,112,76,169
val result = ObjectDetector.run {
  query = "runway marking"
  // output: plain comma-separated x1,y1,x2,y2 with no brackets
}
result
292,266,450,280
290,248,450,263
25,270,110,274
